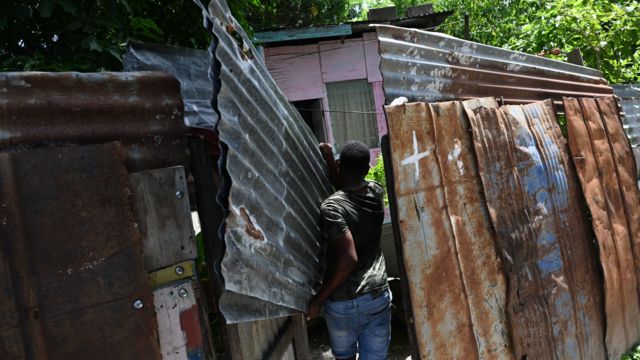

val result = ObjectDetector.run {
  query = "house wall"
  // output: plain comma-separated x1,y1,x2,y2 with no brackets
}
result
264,32,387,164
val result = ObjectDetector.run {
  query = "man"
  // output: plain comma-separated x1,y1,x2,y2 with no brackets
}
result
307,140,391,360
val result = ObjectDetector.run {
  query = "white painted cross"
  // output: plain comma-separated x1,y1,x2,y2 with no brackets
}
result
400,131,430,181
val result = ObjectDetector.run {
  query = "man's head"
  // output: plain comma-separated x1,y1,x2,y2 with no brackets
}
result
338,140,370,180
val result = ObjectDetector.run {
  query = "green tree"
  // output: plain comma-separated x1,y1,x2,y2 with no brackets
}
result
1,0,209,71
433,0,640,83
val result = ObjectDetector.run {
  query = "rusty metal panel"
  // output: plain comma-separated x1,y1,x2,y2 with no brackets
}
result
196,0,332,323
0,142,160,359
563,96,640,359
0,71,186,146
465,98,606,359
384,101,512,359
375,25,612,106
130,167,197,272
613,84,640,186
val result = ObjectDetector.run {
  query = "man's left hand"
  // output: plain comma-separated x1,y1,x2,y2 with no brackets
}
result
306,296,323,321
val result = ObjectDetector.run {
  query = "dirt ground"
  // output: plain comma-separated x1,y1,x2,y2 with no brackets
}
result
307,311,412,360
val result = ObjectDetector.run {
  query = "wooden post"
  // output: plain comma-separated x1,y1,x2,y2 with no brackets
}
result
464,13,470,40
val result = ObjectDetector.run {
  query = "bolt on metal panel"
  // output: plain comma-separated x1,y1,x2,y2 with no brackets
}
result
564,96,640,359
375,25,612,107
196,0,332,323
465,98,606,359
384,100,512,359
0,142,160,360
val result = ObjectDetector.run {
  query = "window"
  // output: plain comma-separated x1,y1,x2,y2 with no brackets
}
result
326,79,379,151
292,99,326,142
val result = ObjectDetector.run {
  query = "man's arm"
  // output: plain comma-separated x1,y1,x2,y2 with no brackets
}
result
307,230,358,320
319,142,341,189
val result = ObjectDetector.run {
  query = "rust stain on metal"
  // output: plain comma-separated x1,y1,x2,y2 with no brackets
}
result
375,25,612,108
564,96,640,359
465,98,605,359
0,72,186,147
240,207,265,241
385,101,511,359
0,142,160,359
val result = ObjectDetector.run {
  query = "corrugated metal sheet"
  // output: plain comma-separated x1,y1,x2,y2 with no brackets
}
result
0,142,160,359
123,42,217,130
564,96,640,359
384,100,511,359
0,72,186,147
375,25,613,106
465,98,605,359
197,0,332,323
613,84,640,186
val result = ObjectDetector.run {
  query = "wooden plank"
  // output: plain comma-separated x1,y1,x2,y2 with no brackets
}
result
255,25,351,44
264,45,325,102
265,318,294,360
154,281,205,360
319,38,367,83
129,166,196,272
363,32,383,83
291,314,310,360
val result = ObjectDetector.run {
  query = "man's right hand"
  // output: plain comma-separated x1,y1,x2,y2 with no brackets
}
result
319,142,341,189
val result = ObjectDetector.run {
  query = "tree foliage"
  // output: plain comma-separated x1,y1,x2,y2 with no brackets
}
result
434,0,640,83
1,0,638,83
1,0,209,71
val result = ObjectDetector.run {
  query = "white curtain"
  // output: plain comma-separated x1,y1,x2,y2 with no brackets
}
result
326,79,379,151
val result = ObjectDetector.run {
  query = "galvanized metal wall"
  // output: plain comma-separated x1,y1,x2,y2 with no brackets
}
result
375,25,612,106
465,99,605,359
613,84,640,186
123,42,217,130
385,100,511,359
564,96,640,359
195,0,332,324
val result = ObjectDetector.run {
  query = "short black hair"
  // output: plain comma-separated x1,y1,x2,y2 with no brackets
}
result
339,140,370,178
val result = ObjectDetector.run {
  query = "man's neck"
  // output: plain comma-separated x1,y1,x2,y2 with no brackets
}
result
341,177,366,192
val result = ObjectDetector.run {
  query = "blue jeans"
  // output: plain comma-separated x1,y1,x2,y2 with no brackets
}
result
323,288,392,360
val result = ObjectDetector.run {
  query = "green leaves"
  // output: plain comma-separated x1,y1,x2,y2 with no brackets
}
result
622,344,640,360
433,0,640,83
366,155,389,207
1,0,210,72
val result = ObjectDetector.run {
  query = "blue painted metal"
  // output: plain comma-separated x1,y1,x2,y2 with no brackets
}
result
254,24,352,44
464,99,605,359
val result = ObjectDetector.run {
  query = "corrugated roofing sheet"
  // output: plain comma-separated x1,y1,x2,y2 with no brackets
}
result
564,96,640,359
385,100,511,359
613,84,640,186
375,25,613,107
0,72,185,147
466,99,605,359
197,0,332,323
123,42,217,130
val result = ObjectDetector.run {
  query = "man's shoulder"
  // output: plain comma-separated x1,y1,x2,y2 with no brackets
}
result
367,181,384,199
321,190,347,208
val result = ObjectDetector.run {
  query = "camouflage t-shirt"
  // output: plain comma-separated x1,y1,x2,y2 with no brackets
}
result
320,181,388,300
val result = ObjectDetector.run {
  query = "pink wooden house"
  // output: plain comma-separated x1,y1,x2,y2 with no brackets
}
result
258,5,451,163
257,5,452,276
